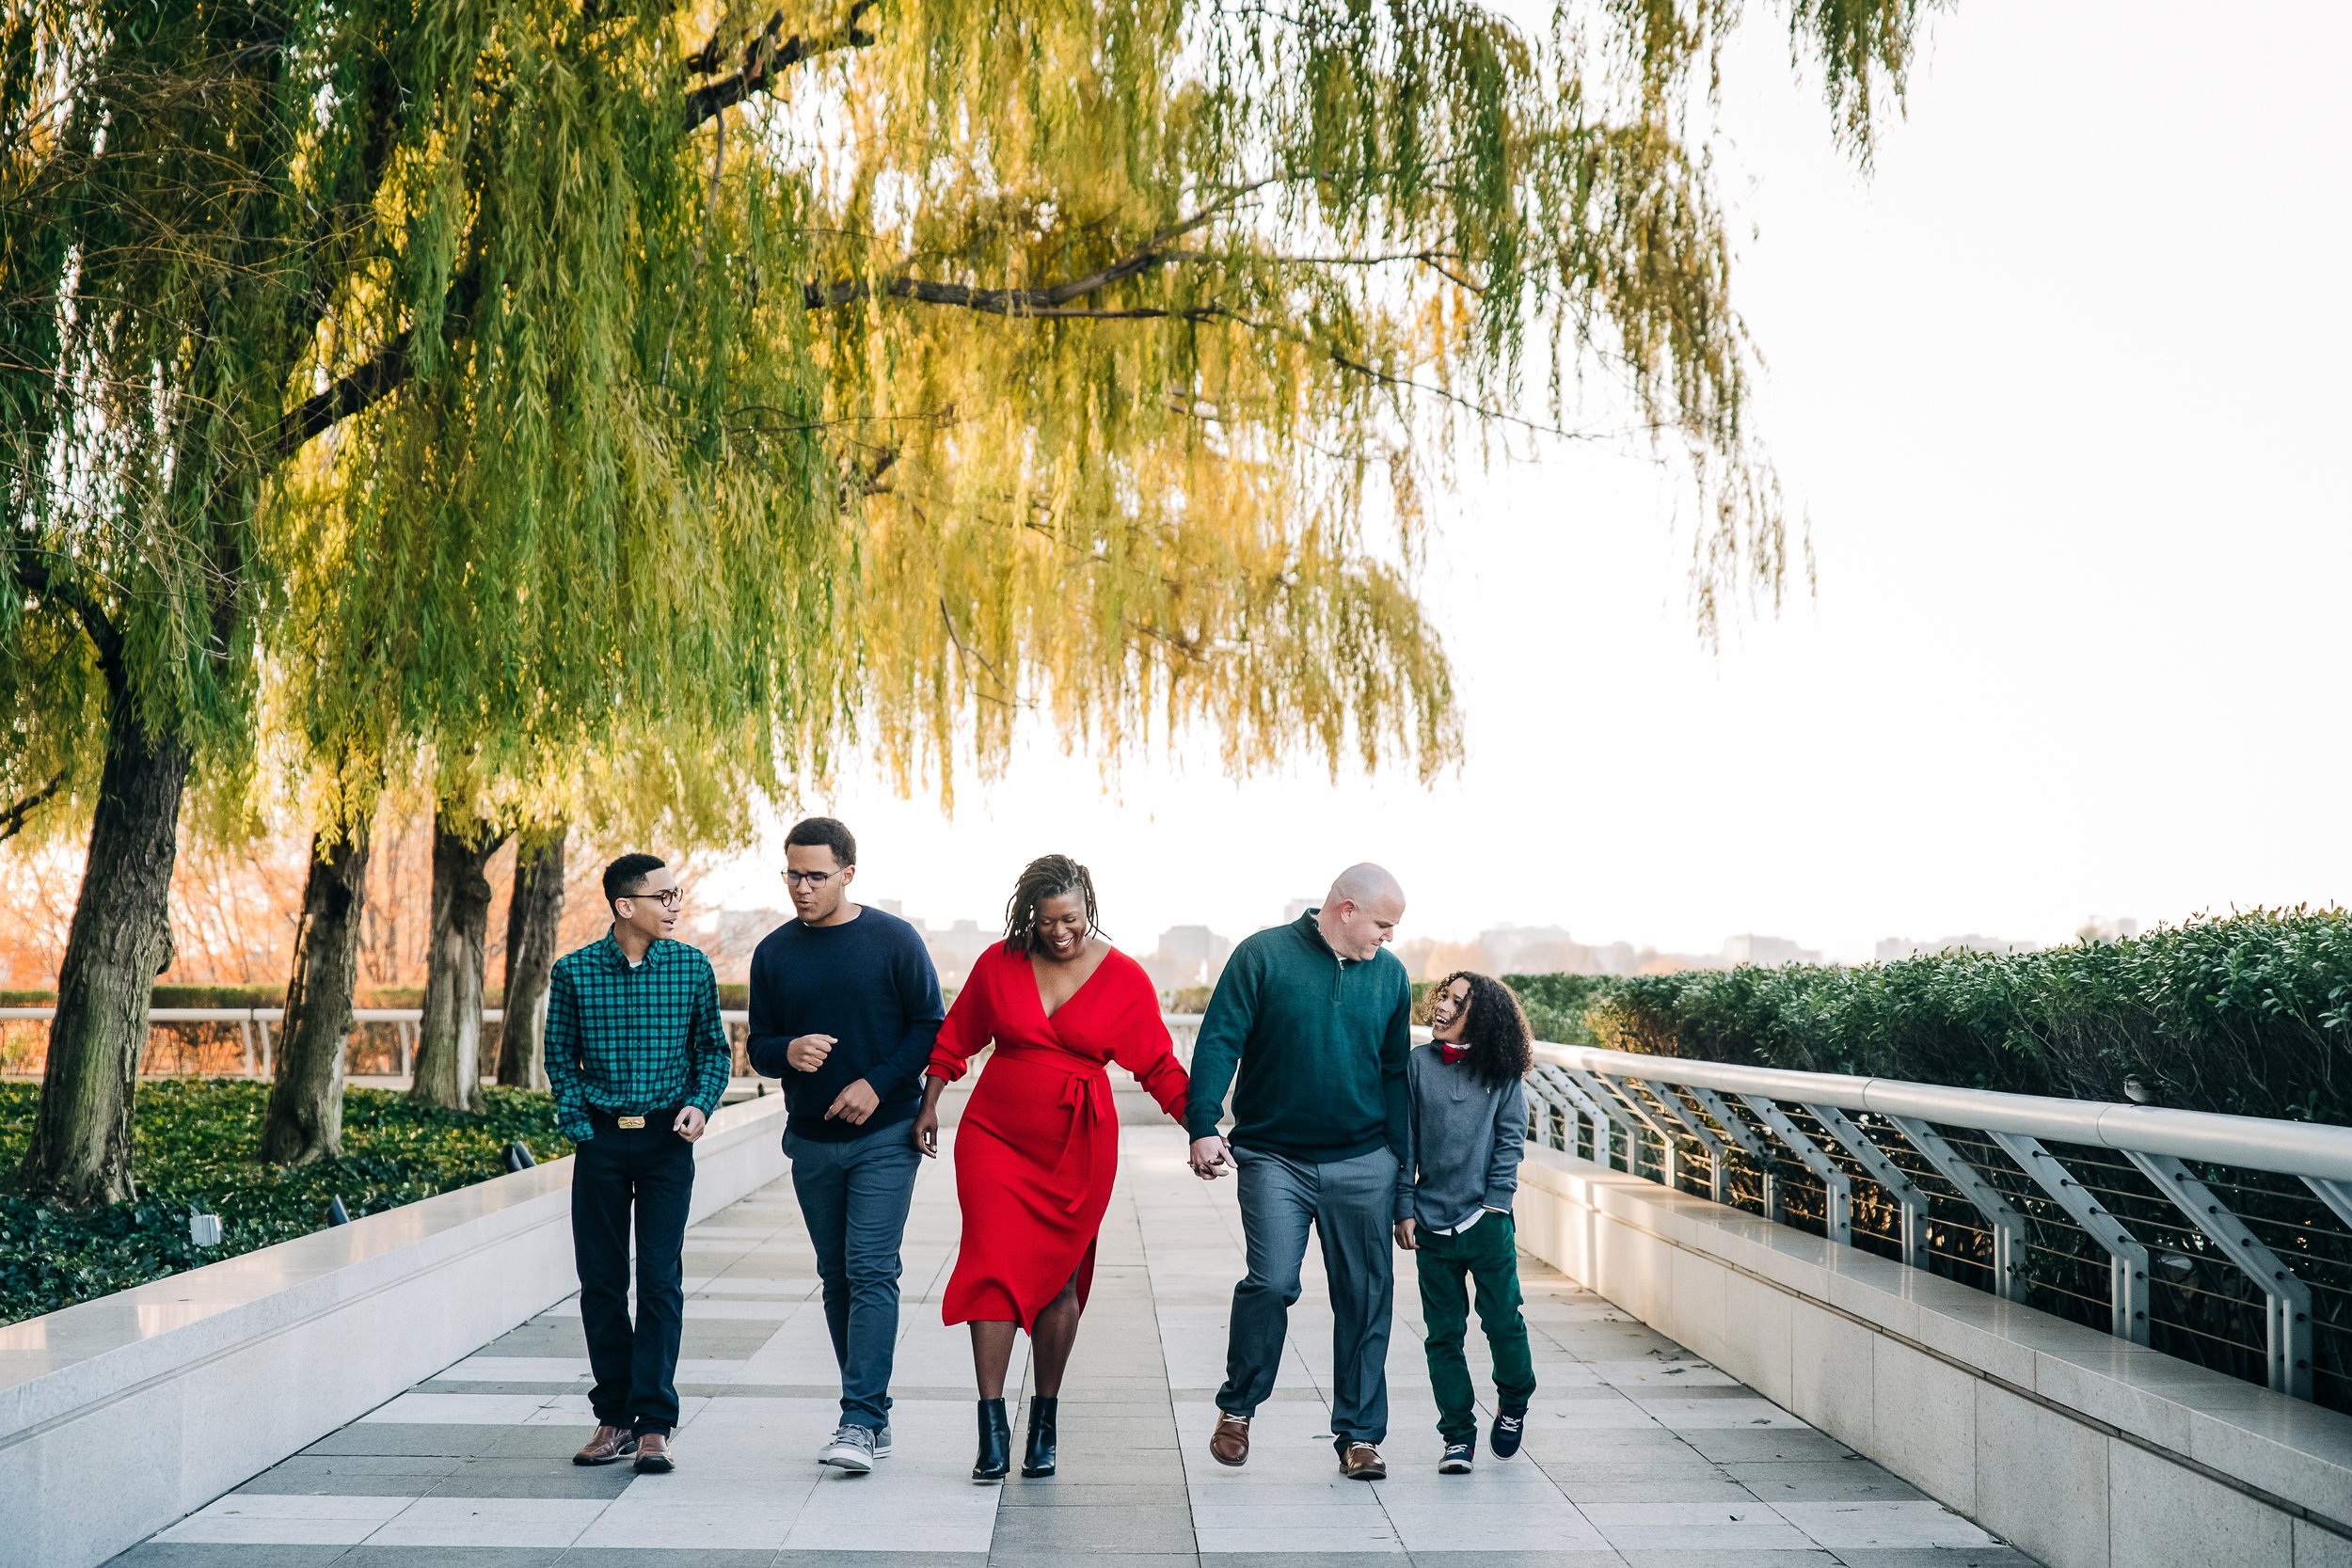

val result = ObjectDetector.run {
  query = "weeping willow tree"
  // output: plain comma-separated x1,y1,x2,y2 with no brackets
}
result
6,0,1931,1198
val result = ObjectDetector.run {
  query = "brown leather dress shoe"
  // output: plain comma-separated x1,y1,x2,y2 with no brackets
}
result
573,1425,638,1466
1209,1412,1252,1467
1341,1442,1387,1481
633,1431,675,1473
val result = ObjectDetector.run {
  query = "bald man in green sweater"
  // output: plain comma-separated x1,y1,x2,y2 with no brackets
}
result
1184,863,1413,1481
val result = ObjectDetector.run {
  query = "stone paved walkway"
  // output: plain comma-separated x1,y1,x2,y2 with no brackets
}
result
109,1092,2035,1568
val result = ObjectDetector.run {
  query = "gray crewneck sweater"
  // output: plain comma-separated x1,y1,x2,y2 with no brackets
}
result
1394,1042,1527,1229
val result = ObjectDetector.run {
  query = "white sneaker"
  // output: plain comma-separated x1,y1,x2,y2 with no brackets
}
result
818,1423,877,1472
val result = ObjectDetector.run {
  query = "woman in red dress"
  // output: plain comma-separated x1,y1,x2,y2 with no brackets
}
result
911,854,1190,1483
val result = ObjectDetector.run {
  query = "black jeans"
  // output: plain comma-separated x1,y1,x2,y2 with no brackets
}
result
573,1111,695,1433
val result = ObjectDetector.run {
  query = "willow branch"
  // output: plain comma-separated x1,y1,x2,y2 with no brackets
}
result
0,770,66,845
685,0,880,131
279,325,411,455
8,549,120,668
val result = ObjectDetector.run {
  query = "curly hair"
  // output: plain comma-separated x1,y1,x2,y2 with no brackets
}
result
1436,970,1534,1087
1001,854,1107,958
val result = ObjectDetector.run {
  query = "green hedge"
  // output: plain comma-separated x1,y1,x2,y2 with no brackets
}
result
0,1081,570,1326
1495,911,2352,1410
1550,908,2351,1126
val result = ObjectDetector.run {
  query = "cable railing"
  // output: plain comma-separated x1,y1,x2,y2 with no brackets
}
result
1525,1039,2352,1416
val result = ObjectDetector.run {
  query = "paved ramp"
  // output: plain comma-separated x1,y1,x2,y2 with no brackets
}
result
110,1103,2030,1567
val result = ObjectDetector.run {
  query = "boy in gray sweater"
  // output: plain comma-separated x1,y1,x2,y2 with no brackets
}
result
1393,971,1536,1473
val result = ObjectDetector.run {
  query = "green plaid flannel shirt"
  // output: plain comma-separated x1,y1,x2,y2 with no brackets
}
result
544,933,732,1142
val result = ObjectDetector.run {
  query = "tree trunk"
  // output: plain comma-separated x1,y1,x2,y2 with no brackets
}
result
18,700,190,1207
496,822,566,1090
260,824,373,1163
410,809,507,1110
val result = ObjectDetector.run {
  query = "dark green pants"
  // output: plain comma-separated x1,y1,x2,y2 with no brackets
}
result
1415,1212,1536,1441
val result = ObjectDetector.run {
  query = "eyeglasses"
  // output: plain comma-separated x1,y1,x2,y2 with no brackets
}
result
624,888,684,910
783,869,836,888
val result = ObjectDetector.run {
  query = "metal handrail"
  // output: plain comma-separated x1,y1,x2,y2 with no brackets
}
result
1530,1039,2352,1406
1536,1041,2352,1183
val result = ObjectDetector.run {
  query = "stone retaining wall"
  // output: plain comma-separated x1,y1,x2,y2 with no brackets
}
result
1514,1145,2352,1568
0,1093,790,1568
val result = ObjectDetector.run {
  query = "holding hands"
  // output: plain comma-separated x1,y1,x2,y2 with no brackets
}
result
1188,1135,1233,1180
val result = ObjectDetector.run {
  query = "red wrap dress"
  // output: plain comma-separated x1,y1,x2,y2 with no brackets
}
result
930,942,1189,1327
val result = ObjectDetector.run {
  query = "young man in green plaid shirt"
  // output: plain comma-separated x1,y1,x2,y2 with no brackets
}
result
546,853,732,1475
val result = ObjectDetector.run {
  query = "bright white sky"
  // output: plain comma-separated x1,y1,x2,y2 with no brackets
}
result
704,2,2352,962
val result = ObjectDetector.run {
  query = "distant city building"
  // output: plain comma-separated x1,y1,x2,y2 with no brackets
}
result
918,918,996,990
1138,924,1234,993
2075,915,2140,945
1720,933,1822,968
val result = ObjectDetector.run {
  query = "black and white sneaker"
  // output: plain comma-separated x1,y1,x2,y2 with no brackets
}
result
1438,1439,1476,1474
1490,1406,1527,1460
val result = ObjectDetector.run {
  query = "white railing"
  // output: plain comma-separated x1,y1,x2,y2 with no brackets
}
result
1527,1039,2352,1406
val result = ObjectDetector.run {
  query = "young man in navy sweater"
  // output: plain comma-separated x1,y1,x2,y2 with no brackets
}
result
746,816,945,1472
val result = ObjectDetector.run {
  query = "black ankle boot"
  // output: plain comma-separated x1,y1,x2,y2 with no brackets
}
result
972,1398,1011,1483
1022,1395,1058,1478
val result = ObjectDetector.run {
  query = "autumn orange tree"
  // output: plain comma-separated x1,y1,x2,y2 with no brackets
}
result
4,0,1931,1197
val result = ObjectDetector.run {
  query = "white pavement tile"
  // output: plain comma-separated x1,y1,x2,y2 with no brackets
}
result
541,1297,797,1319
364,1497,610,1547
576,1496,807,1550
359,1391,561,1424
158,1495,407,1546
1515,1399,1666,1431
1579,1500,1819,1551
435,1355,745,1382
1639,1396,1811,1430
1380,1501,1612,1553
1589,1357,1740,1388
1196,1522,1405,1553
681,1226,793,1240
1776,1499,1999,1548
784,1484,1002,1552
1191,1502,1393,1531
691,1277,817,1296
359,1391,711,1425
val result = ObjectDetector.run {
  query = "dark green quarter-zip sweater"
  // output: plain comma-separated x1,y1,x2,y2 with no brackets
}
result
1184,911,1413,1163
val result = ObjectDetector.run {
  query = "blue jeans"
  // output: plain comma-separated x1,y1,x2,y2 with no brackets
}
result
786,1129,923,1427
1218,1144,1398,1447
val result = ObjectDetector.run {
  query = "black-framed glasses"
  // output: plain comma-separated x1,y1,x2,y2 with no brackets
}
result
624,887,684,910
783,869,836,888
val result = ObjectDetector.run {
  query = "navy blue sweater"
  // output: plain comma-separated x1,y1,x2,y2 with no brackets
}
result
745,906,944,1141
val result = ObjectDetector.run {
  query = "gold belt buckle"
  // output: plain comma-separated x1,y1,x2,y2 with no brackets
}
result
615,1115,646,1130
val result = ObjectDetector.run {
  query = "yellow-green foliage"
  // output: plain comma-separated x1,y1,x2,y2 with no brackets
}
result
3,0,1937,833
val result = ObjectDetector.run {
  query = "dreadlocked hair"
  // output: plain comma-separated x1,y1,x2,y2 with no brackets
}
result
1438,971,1535,1088
1001,854,1108,958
